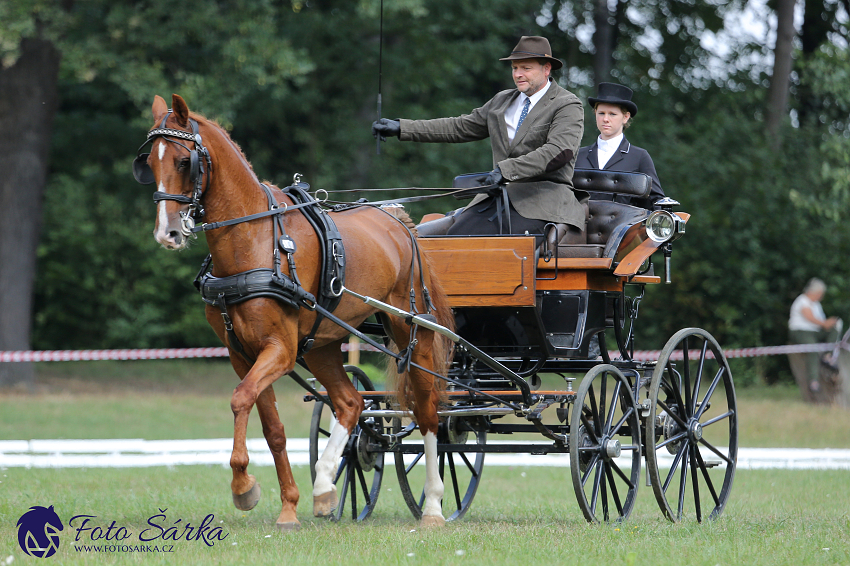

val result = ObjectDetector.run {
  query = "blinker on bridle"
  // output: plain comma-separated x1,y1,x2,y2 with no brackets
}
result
132,109,212,236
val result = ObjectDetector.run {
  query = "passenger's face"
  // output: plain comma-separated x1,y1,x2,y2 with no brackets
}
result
511,59,551,96
595,103,631,140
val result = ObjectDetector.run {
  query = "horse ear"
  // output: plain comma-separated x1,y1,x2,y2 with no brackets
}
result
152,95,168,120
172,94,190,127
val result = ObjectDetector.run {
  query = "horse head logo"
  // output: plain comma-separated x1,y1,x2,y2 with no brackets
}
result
16,505,64,558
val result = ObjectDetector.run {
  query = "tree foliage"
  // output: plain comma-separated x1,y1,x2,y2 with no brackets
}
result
4,0,848,386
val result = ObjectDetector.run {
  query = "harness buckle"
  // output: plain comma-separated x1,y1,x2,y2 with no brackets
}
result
221,312,234,331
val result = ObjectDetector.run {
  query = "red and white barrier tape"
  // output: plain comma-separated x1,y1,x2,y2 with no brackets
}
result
0,341,845,363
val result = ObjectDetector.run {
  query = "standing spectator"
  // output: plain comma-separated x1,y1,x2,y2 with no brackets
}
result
788,278,842,397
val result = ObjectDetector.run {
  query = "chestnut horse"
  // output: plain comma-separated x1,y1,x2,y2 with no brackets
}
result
140,94,453,531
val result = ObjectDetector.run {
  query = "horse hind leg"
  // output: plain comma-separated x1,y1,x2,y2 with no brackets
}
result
255,386,301,532
303,344,365,517
399,327,446,528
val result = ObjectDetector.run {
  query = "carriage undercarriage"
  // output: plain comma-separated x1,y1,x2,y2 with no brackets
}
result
304,228,738,525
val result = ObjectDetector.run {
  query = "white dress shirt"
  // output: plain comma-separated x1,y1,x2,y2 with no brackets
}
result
596,133,623,169
505,80,551,142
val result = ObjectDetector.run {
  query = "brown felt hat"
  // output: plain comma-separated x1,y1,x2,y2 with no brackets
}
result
499,36,563,70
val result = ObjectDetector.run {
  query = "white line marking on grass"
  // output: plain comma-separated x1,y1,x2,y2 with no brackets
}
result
2,439,850,469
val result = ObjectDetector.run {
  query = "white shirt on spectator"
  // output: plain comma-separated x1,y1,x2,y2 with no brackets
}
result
789,294,826,332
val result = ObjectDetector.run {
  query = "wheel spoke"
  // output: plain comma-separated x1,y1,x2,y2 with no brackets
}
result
337,463,351,520
682,337,692,418
356,462,371,508
590,460,603,515
694,445,721,507
580,412,601,444
599,373,608,435
698,438,734,466
448,453,462,511
404,452,423,475
333,456,348,484
581,453,601,487
701,410,734,428
609,407,634,437
657,399,688,430
692,341,708,415
609,460,635,490
587,383,601,433
605,380,622,431
677,442,689,520
605,464,625,517
695,367,725,420
656,431,687,451
662,440,687,493
690,445,702,522
349,463,358,520
601,463,610,521
318,427,331,437
458,452,479,478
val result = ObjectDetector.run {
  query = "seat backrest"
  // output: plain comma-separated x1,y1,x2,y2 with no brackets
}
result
586,201,648,246
572,169,652,199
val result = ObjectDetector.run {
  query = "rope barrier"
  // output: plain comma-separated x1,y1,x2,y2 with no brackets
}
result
0,341,845,363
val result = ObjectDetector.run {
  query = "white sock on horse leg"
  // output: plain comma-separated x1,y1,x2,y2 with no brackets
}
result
313,421,349,496
421,431,445,518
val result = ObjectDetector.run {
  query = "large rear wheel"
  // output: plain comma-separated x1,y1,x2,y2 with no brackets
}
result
644,328,738,522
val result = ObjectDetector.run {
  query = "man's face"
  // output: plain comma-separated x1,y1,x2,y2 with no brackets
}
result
511,59,551,95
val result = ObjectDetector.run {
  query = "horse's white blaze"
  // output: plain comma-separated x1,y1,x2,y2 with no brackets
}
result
421,431,445,519
158,140,166,161
153,181,178,247
312,421,348,497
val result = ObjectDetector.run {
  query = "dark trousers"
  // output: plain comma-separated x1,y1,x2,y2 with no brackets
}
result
789,328,839,388
446,194,548,240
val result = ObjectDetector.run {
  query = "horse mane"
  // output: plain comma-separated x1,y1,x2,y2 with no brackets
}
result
379,206,418,236
189,111,258,176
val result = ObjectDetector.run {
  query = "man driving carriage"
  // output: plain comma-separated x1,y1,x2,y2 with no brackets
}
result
372,36,586,241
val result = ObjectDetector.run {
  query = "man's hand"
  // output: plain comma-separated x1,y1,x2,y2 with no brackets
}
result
485,167,504,186
372,118,400,141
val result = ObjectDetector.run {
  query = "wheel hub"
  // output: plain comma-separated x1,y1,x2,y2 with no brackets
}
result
355,427,380,472
688,420,703,442
446,416,469,445
603,438,621,460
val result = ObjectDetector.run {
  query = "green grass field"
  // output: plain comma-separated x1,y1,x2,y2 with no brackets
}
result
2,360,850,565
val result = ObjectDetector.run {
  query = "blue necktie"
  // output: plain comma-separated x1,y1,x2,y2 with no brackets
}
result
516,98,531,131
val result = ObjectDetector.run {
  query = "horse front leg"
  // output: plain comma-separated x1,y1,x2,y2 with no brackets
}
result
229,348,294,514
255,386,301,532
303,343,365,517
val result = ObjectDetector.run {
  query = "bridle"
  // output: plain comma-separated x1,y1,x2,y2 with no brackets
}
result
132,110,213,236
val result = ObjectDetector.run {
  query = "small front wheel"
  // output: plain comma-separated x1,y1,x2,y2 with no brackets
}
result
570,364,641,523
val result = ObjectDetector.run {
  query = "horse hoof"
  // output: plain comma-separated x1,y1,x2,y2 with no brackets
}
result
232,478,262,511
275,521,302,533
313,490,339,517
419,514,446,529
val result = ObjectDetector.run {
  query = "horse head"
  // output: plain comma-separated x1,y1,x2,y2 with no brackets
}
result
137,94,210,250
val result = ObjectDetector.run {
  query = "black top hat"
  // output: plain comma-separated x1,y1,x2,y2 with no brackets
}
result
499,36,563,70
588,83,638,116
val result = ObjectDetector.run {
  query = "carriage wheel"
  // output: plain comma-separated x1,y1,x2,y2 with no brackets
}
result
392,412,486,521
645,328,738,522
309,365,384,522
570,364,641,523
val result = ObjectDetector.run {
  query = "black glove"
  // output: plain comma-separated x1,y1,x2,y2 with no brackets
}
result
372,118,400,141
485,167,503,187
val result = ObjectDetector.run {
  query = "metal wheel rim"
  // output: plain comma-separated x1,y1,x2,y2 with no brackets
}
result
570,364,642,523
645,328,738,522
308,365,384,522
392,414,486,521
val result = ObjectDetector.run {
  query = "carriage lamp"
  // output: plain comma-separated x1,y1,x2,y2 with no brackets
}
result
644,210,685,244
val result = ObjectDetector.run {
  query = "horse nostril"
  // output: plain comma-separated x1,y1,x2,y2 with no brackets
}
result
169,230,181,242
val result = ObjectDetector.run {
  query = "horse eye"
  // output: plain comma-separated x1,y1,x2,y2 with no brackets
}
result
177,158,190,172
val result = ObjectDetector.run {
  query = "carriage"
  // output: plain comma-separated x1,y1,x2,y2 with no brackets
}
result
303,169,738,525
141,94,736,530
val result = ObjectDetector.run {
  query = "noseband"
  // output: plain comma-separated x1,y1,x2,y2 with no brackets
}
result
133,110,213,235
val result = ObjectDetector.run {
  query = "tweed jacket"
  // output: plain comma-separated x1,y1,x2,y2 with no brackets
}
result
575,137,664,208
399,80,586,228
